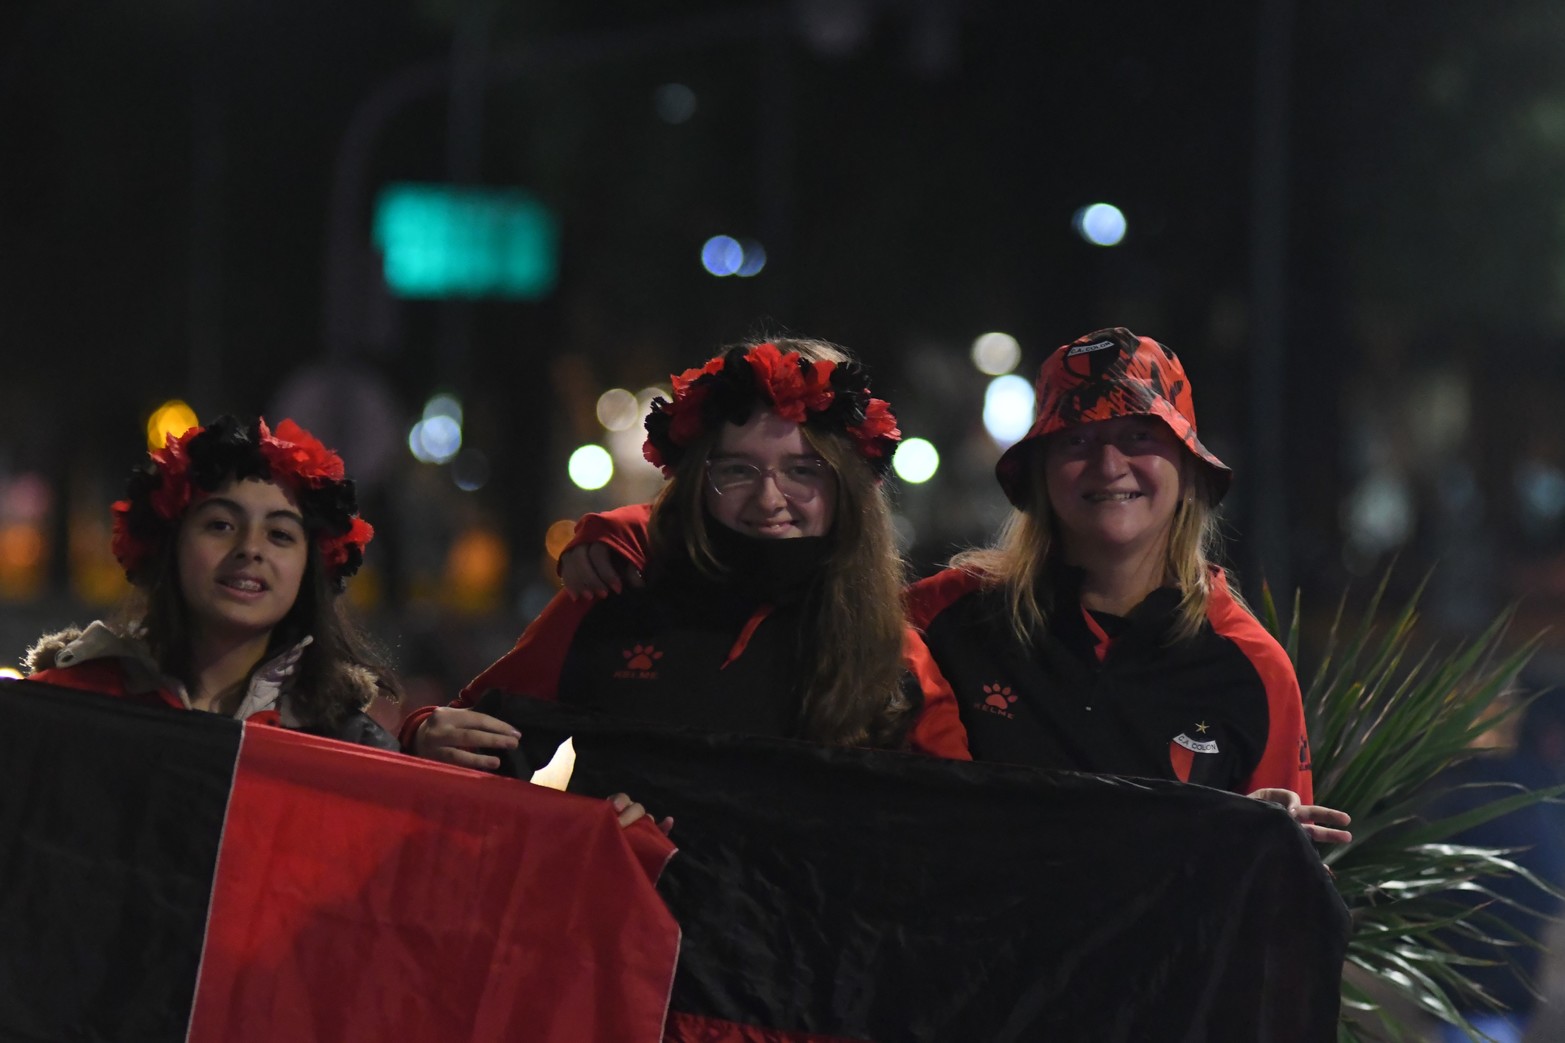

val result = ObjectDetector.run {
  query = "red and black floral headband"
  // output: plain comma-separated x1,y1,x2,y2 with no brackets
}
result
642,341,902,477
111,415,374,591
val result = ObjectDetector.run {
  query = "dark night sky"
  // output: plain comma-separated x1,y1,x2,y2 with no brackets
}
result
8,0,1565,637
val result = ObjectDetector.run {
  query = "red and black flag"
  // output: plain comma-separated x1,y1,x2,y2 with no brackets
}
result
0,681,679,1043
484,693,1350,1043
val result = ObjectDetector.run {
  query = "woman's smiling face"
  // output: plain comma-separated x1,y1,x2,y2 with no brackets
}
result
1043,415,1188,563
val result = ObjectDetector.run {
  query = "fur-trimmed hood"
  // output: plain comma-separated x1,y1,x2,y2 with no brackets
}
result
24,626,87,676
22,620,380,726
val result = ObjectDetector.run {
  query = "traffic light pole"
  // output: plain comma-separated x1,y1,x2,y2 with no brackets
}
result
319,7,790,362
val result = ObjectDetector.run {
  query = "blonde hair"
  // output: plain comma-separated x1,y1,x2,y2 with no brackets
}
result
646,338,915,748
952,442,1229,645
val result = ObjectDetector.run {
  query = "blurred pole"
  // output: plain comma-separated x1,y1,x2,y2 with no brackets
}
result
757,29,795,318
322,59,447,361
440,0,500,392
1247,0,1295,600
188,0,226,408
321,8,789,361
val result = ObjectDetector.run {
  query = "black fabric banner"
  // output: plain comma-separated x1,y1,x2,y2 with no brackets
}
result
0,680,240,1043
481,693,1350,1043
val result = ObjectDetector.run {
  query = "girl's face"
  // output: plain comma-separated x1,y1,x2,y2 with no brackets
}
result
176,477,310,645
703,410,837,539
1043,415,1187,564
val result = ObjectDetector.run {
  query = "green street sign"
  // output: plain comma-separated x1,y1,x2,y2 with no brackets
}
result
373,183,559,299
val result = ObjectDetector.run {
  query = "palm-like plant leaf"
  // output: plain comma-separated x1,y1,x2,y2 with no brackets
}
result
1258,573,1563,1042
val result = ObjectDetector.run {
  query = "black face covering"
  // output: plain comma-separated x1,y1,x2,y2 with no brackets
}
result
700,518,831,605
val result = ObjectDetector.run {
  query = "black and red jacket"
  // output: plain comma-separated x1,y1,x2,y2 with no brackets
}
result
401,571,969,762
906,565,1313,799
544,504,1310,798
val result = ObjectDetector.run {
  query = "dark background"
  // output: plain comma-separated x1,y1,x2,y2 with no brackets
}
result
7,0,1565,687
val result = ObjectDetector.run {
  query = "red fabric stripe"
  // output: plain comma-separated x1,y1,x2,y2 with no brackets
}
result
665,1010,870,1043
188,724,678,1043
1080,607,1114,663
721,606,774,669
28,661,185,710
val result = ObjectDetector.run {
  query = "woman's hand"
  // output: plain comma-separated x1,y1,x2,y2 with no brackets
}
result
609,792,674,834
560,543,643,601
1247,788,1353,844
413,707,520,771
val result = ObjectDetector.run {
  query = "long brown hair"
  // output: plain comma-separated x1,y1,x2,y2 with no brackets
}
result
953,444,1228,645
646,339,914,748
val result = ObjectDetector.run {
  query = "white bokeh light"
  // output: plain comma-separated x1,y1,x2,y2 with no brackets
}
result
701,235,743,276
892,437,940,483
1073,203,1127,247
983,375,1036,445
568,445,615,490
408,415,462,464
596,388,639,431
971,332,1021,376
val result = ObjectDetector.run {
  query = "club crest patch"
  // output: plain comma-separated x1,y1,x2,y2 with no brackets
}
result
1172,733,1219,754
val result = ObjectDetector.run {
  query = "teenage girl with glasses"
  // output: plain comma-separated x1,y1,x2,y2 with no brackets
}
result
403,339,969,771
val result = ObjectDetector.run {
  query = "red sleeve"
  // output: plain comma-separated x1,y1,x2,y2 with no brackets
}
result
901,628,971,760
905,567,986,633
397,592,598,750
560,503,654,574
1207,577,1314,803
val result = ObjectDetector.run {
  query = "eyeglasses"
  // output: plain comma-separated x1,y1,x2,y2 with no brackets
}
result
706,457,833,502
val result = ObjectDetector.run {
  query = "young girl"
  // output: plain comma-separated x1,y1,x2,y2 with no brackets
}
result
404,338,968,770
557,328,1350,841
25,416,399,747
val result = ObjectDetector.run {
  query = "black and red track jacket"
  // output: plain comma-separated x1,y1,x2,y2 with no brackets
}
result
906,565,1314,799
544,504,1309,798
401,573,970,763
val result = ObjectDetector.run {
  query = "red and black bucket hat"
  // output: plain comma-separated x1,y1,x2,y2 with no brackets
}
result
993,327,1231,508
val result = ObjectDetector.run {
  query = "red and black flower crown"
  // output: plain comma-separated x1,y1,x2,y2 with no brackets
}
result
110,415,374,591
642,341,902,477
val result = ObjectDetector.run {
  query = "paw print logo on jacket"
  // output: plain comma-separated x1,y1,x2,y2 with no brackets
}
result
614,643,665,680
976,682,1018,719
625,644,663,670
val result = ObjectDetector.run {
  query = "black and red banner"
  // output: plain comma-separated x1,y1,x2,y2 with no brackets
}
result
485,694,1351,1043
0,680,1348,1043
0,680,680,1043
